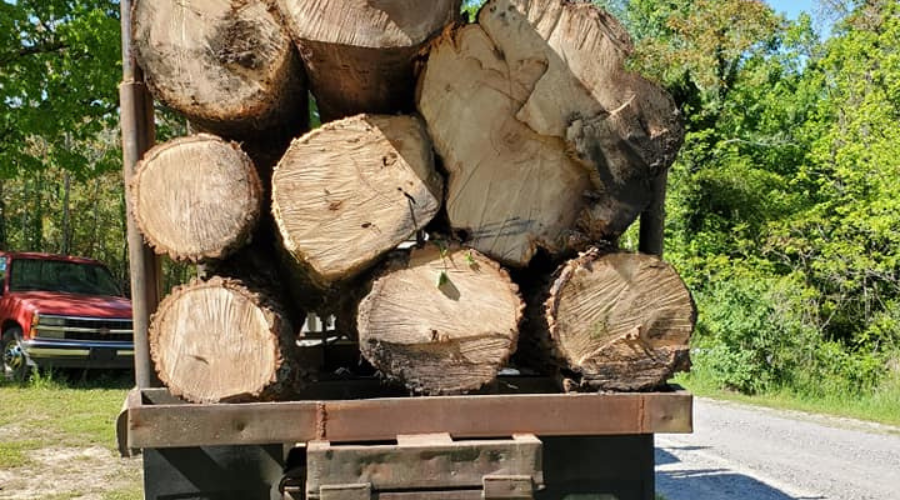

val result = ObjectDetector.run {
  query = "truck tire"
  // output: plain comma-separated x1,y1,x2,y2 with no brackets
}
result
2,327,31,382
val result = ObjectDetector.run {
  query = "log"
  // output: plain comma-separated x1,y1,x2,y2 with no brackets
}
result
132,134,263,262
272,114,443,291
536,249,695,391
133,0,307,137
357,244,524,394
275,0,460,121
149,277,305,403
417,0,684,267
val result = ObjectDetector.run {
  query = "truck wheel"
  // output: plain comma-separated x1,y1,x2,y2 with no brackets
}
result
2,328,31,382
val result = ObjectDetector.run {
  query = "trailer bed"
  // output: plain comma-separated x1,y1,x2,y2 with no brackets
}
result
121,381,691,449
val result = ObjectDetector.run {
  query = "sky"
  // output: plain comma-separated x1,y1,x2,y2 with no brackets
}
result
766,0,818,20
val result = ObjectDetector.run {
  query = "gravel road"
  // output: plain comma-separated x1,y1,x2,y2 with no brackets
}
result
655,398,900,500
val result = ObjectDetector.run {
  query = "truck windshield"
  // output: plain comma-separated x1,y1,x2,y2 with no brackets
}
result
9,259,123,296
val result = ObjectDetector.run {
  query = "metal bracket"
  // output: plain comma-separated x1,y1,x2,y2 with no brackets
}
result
483,475,534,499
306,434,542,499
319,483,372,500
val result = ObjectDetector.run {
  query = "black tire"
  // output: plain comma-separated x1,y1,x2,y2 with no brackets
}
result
2,327,31,382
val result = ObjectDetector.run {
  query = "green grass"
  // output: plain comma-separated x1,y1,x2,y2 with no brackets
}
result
0,370,141,497
0,370,132,450
675,368,900,428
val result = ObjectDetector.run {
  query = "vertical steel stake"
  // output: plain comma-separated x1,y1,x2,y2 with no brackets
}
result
120,0,161,388
639,170,669,258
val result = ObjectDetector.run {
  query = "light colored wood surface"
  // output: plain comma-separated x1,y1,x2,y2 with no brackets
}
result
417,24,594,267
273,114,443,288
480,0,684,239
546,250,695,391
418,0,684,266
132,134,262,262
149,277,300,403
358,244,524,394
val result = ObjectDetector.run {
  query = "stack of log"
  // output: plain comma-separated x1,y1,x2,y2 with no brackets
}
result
130,0,696,404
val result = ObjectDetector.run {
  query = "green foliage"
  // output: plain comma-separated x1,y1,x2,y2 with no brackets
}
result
0,0,122,179
614,0,900,403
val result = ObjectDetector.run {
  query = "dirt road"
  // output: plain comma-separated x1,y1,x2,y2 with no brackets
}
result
656,398,900,500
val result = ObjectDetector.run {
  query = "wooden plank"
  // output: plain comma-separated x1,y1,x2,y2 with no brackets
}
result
483,475,534,499
396,433,453,446
306,437,542,493
318,484,371,500
126,388,692,449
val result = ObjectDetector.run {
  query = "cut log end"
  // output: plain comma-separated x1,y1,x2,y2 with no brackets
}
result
358,244,524,394
149,277,302,403
132,134,262,262
133,0,307,136
418,0,685,266
273,114,442,288
546,250,696,391
418,24,594,267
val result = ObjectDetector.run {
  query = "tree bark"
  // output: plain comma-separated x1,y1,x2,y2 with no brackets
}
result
275,0,460,121
357,244,523,394
528,249,695,391
132,134,263,263
61,171,71,255
0,179,6,251
149,276,306,403
133,0,308,138
417,0,684,267
272,114,443,291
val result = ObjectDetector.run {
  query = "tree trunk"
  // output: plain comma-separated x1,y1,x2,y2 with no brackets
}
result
275,0,460,121
528,249,695,391
0,178,6,251
61,171,71,255
357,244,523,394
132,134,263,262
272,114,443,292
417,0,684,267
133,0,308,138
149,276,305,403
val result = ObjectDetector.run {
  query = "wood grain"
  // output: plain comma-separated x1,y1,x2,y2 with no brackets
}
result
358,244,524,394
132,134,262,262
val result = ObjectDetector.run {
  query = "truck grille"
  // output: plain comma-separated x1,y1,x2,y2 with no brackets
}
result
63,318,132,332
65,331,132,342
36,315,133,343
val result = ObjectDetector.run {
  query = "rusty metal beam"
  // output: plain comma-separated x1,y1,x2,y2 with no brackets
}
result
126,388,692,449
639,170,669,258
120,0,161,388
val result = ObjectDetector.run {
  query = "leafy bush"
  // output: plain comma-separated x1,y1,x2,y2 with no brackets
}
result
690,265,890,397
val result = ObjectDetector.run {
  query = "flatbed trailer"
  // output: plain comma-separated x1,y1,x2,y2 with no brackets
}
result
115,2,693,499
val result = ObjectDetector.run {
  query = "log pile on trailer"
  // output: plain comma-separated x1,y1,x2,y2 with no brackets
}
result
130,0,694,402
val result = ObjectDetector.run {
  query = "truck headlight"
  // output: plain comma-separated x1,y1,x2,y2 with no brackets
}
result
36,315,66,327
32,314,65,339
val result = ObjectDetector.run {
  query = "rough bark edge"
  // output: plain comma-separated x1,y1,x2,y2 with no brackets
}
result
132,134,264,263
357,243,525,395
149,276,299,403
132,0,308,137
545,247,697,392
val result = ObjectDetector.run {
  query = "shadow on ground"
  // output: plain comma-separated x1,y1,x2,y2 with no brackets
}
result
656,448,826,500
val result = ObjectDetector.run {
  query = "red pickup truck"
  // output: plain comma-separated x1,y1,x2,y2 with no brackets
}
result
0,251,133,380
